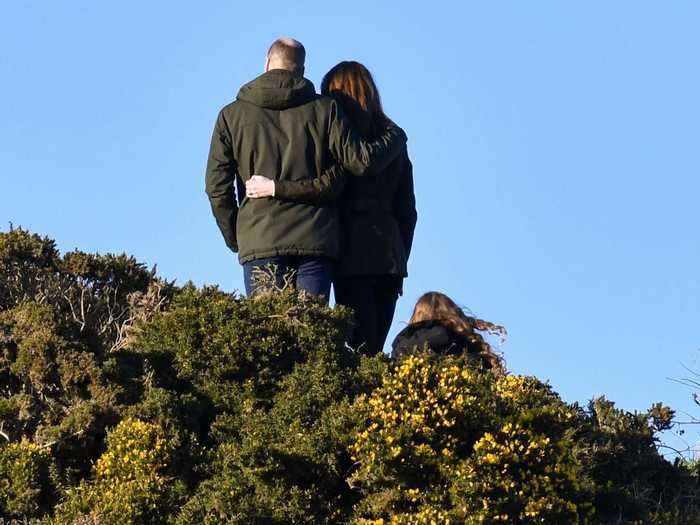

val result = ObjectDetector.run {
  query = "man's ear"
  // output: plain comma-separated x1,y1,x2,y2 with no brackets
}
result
264,56,270,72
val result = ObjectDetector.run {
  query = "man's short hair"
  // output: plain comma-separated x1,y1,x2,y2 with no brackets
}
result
267,38,306,73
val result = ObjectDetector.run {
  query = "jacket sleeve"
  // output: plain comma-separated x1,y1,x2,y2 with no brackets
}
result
392,149,418,261
327,99,407,177
273,164,348,205
205,110,239,252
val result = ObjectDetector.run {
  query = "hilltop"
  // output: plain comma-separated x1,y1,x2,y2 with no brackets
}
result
0,228,698,524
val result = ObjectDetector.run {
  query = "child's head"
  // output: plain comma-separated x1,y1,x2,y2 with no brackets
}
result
409,291,506,372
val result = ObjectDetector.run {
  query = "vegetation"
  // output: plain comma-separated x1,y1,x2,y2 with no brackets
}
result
0,227,698,524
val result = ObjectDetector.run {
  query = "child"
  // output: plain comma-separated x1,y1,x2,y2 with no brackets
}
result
391,292,506,372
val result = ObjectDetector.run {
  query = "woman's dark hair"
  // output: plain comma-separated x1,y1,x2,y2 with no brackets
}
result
409,291,507,372
321,61,388,139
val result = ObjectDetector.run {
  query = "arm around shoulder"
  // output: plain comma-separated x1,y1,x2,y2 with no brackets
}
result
327,99,407,177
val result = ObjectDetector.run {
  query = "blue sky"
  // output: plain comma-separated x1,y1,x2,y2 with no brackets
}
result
2,1,699,454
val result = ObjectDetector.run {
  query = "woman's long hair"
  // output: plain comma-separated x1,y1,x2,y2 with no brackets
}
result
409,291,507,372
321,61,388,139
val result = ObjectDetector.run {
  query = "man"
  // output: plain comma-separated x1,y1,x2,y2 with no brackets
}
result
205,37,406,301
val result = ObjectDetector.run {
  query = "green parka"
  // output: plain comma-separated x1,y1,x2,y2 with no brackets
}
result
205,69,406,263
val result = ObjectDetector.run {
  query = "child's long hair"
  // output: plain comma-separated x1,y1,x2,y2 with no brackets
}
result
321,61,388,140
409,291,506,372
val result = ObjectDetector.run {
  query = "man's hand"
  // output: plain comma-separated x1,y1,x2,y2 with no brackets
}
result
246,175,275,199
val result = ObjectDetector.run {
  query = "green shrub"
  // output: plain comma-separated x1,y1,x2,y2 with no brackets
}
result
146,287,386,524
0,440,56,519
1,228,697,524
573,397,700,524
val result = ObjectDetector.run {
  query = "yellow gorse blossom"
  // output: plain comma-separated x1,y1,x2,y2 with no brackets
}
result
350,355,593,524
54,418,176,525
95,418,171,481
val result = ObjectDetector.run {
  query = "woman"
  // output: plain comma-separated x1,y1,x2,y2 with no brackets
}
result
246,61,417,354
391,291,506,373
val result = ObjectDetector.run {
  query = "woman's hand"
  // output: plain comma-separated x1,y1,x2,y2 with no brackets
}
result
246,175,275,199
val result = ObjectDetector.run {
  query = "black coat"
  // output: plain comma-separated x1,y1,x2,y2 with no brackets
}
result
336,146,417,278
272,144,416,279
391,320,483,361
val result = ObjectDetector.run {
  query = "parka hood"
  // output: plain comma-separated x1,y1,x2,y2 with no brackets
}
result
236,69,316,110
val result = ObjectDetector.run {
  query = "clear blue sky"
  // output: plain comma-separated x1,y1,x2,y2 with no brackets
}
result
2,1,699,454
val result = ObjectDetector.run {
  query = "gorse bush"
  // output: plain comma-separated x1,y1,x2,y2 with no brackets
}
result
0,440,55,519
53,418,185,525
135,283,376,525
349,358,593,524
349,356,496,521
0,228,698,524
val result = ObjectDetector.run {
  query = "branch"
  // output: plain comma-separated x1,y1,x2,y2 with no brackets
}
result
681,363,700,378
666,377,700,390
0,422,10,442
79,287,87,332
40,429,85,449
657,443,696,460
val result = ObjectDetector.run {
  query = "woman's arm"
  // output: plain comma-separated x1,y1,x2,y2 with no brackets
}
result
245,164,347,206
392,149,418,260
327,100,406,177
246,113,408,204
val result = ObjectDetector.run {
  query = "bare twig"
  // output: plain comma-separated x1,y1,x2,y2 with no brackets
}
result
40,429,85,449
79,287,87,332
0,422,10,442
666,377,700,390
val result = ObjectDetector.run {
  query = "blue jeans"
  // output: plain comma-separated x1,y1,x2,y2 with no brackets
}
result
242,256,334,303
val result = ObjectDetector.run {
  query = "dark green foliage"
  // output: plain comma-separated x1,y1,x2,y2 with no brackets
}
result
133,284,357,411
134,284,387,524
0,228,174,520
0,228,697,524
576,398,700,523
